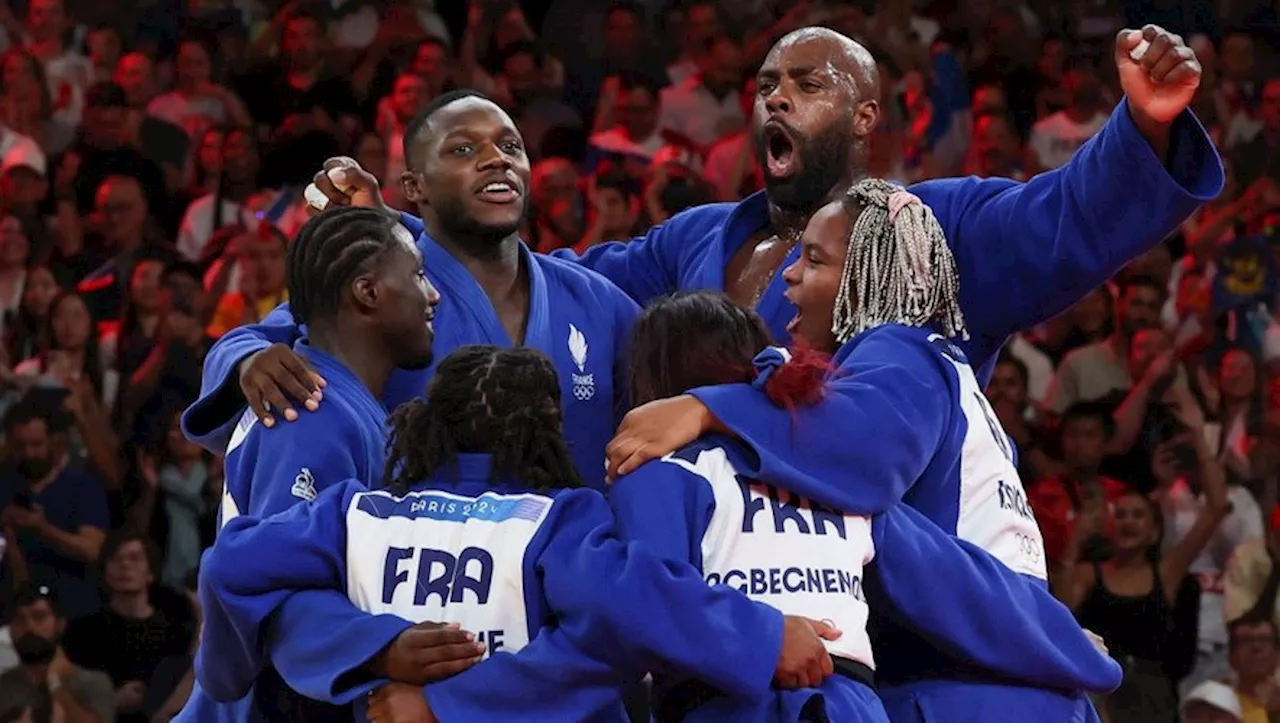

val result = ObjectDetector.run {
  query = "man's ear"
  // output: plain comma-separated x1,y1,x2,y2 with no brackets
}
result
853,99,879,139
402,171,426,206
350,276,379,314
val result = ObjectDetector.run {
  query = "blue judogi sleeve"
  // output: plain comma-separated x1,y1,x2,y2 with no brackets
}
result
611,288,640,424
398,207,734,306
182,302,300,452
263,592,414,703
914,101,1221,370
198,480,366,700
223,410,362,521
608,458,715,568
201,412,387,701
869,504,1122,693
424,490,782,721
691,327,953,515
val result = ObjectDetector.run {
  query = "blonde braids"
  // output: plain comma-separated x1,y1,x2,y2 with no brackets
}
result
831,178,968,344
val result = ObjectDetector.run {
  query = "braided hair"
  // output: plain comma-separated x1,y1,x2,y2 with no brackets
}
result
286,206,405,327
382,345,583,495
831,178,967,344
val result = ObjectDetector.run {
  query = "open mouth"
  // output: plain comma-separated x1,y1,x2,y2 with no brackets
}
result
476,180,521,204
764,123,798,178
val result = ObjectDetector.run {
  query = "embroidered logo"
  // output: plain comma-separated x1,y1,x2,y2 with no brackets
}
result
291,468,318,501
569,324,594,401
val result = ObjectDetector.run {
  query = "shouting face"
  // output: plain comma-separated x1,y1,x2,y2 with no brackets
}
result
753,30,879,214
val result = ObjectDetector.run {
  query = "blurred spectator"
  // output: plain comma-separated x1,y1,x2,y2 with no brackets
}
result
409,37,453,101
174,127,261,264
5,265,61,365
665,1,720,85
1224,505,1280,628
59,83,167,222
986,350,1057,481
22,0,91,128
1,48,75,156
1155,397,1264,695
965,112,1028,180
0,583,115,722
1049,276,1165,413
83,25,119,86
73,176,178,322
236,6,360,142
643,151,713,224
566,2,668,123
1225,614,1280,721
109,53,188,195
658,34,744,150
1033,285,1115,365
0,119,46,187
375,72,429,211
702,76,762,202
528,157,583,253
497,41,581,162
62,530,195,723
1065,407,1229,722
128,409,213,590
1029,66,1109,172
1231,78,1280,189
587,72,666,173
144,37,250,152
0,394,109,620
0,0,1268,717
1180,679,1244,723
0,215,32,334
1030,402,1131,580
579,170,642,252
205,226,287,338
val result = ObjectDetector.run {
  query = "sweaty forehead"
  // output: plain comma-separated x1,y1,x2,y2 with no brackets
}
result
763,32,872,93
430,97,519,142
804,201,855,254
391,224,418,254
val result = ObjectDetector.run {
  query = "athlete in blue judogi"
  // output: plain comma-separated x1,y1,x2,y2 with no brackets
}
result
199,345,842,723
220,296,1116,722
184,92,637,490
176,207,482,723
606,182,1117,721
604,290,1118,722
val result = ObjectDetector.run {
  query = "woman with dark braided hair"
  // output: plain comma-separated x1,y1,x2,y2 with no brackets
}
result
200,344,844,723
605,180,1124,722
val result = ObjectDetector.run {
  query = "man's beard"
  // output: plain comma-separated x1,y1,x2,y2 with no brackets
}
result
17,456,53,483
434,194,527,247
14,632,57,666
757,122,854,214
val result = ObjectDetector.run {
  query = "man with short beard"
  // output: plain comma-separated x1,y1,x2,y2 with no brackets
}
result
0,584,115,723
0,396,109,621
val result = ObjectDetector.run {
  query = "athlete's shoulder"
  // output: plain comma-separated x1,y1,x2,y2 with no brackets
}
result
226,394,371,458
849,324,967,359
532,251,638,308
665,433,751,472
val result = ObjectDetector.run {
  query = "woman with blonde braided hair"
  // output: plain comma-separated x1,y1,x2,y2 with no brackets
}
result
605,179,1123,722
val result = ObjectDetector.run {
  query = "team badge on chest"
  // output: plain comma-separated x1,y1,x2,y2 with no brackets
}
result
569,324,595,400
